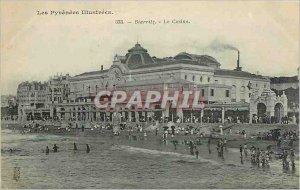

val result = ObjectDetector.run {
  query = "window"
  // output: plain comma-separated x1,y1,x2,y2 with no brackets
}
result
184,75,187,80
208,77,210,82
240,86,245,92
200,76,203,82
201,89,205,97
226,90,230,97
210,89,214,96
192,75,195,81
264,84,266,88
240,86,246,100
231,85,236,99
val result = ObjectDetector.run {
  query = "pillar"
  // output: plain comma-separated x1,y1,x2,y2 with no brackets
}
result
18,106,22,121
200,109,203,126
50,106,54,118
89,106,93,122
221,107,225,124
135,111,139,122
76,108,78,121
128,111,132,122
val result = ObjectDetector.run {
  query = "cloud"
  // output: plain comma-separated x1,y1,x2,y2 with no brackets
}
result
206,38,239,52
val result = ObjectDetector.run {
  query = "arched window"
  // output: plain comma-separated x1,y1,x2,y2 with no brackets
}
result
240,86,246,101
184,75,187,80
231,85,236,101
208,77,210,83
200,76,203,82
192,75,195,81
240,86,245,93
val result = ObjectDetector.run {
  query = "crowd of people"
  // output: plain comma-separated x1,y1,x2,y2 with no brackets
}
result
11,119,298,173
257,129,298,141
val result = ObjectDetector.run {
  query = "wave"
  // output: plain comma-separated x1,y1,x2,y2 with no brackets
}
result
111,145,220,165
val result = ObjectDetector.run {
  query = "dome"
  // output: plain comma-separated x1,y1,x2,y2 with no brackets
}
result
125,43,155,69
197,55,219,64
128,43,148,53
174,52,220,68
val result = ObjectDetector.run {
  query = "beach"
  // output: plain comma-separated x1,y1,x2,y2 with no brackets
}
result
1,121,299,189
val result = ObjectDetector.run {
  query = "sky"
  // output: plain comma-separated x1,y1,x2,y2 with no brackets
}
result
1,1,299,95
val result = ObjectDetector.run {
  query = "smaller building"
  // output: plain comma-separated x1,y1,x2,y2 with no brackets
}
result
270,75,299,123
1,95,17,108
1,95,18,120
249,89,288,123
17,81,49,121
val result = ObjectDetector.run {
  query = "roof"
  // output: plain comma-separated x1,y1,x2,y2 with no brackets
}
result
174,52,221,68
131,59,210,70
125,43,155,69
74,69,108,77
214,69,268,80
270,76,298,84
128,43,148,53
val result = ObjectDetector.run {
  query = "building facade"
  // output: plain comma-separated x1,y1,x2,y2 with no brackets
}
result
1,95,17,108
17,43,289,124
17,81,49,120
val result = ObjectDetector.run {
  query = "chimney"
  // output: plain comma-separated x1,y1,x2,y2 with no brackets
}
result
101,65,103,71
235,51,242,71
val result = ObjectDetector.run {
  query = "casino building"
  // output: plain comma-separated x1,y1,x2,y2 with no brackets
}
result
17,43,288,124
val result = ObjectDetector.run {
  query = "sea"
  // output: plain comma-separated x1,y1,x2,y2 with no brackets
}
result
1,128,299,189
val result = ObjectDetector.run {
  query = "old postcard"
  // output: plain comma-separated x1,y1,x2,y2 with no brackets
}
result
1,1,299,189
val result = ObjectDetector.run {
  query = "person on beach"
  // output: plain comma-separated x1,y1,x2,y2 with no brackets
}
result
195,149,199,159
282,150,288,170
243,144,248,158
46,146,49,155
53,144,59,152
190,141,194,155
220,143,224,159
207,137,211,154
171,126,175,136
261,151,266,167
250,147,256,163
256,148,260,167
86,144,90,153
290,149,295,170
239,145,243,158
81,125,85,132
73,143,78,151
265,152,270,167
